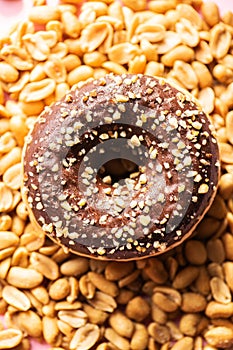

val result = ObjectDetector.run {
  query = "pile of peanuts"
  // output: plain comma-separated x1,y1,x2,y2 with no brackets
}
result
1,0,233,349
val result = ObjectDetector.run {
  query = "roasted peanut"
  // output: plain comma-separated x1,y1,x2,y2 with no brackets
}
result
67,65,94,86
70,323,100,350
126,296,150,322
204,327,233,348
201,1,220,27
109,310,134,338
29,6,60,24
0,62,19,83
7,267,44,289
161,45,194,67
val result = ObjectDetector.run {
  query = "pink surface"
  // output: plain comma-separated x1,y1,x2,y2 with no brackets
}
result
0,0,232,349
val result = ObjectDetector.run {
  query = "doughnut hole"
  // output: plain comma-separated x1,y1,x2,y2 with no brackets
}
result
98,158,140,186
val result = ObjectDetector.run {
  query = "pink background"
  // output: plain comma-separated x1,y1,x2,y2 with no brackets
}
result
0,0,232,349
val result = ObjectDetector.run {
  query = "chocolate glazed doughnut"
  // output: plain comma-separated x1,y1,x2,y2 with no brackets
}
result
21,74,220,260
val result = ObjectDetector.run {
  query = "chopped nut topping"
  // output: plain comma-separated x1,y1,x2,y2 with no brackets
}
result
198,183,209,194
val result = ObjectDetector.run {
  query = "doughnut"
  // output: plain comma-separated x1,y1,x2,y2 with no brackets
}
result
21,74,220,260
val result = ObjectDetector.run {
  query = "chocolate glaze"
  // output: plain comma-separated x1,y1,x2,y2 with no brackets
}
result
22,74,220,260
